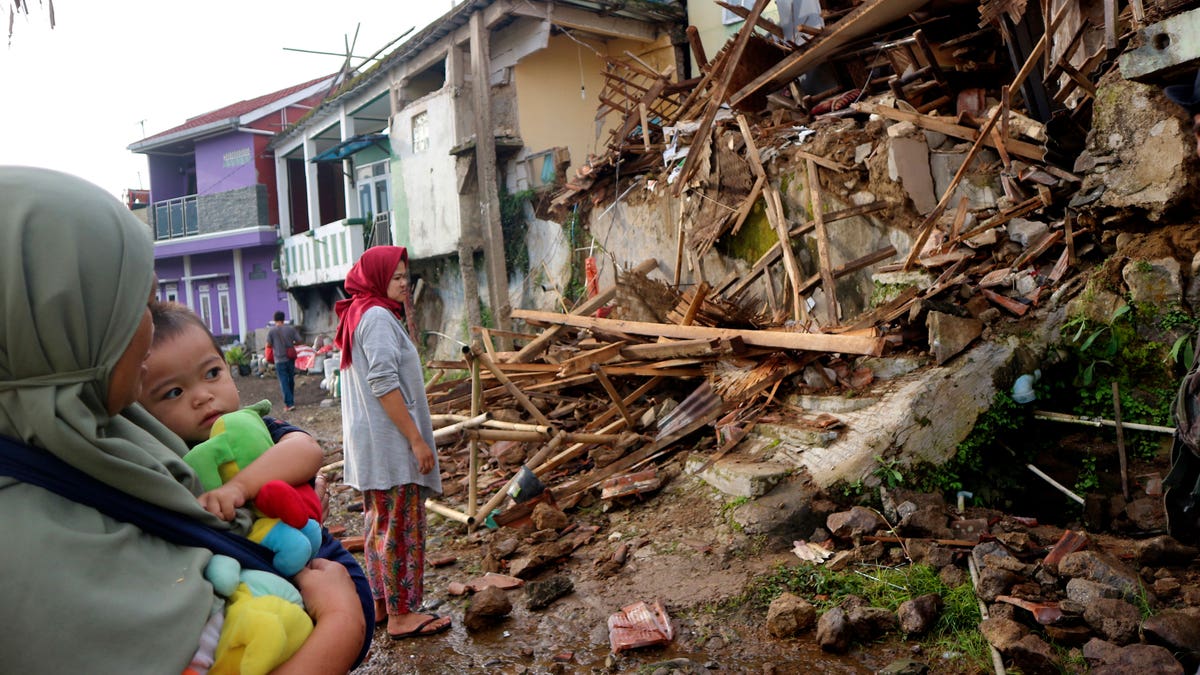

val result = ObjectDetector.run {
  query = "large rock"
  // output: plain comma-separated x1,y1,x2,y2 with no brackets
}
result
1141,608,1200,666
1074,70,1197,222
1066,577,1124,606
897,593,942,635
1008,634,1060,675
1059,550,1142,600
826,506,886,539
979,617,1028,652
1122,257,1183,307
1089,644,1184,675
816,606,851,652
1135,535,1200,567
463,585,512,631
1083,598,1142,644
766,592,816,638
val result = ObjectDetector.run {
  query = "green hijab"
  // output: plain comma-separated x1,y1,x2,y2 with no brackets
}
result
0,167,229,672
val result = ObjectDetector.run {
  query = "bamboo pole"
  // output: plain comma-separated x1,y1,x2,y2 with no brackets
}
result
433,412,488,445
468,350,481,520
465,429,625,444
1112,382,1129,501
425,498,474,526
1032,410,1173,434
474,431,567,525
1026,464,1085,505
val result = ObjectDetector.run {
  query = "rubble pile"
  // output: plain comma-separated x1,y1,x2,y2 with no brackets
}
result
777,489,1200,672
418,0,1191,549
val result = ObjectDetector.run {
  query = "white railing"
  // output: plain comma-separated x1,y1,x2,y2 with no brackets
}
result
280,219,366,288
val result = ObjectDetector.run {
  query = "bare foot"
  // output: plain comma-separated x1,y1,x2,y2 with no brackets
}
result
374,599,387,624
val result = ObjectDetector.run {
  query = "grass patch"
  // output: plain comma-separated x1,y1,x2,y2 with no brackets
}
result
739,562,988,669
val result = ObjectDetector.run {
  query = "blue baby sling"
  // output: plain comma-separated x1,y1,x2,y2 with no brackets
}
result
0,433,375,666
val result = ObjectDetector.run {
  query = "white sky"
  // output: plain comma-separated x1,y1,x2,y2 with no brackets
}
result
1,0,458,200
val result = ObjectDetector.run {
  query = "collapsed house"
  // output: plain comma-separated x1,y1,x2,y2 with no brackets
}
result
413,0,1200,520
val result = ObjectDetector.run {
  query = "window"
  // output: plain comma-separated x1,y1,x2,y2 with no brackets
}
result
411,111,429,153
196,284,212,329
524,147,569,191
217,283,232,334
722,0,755,24
356,160,392,222
164,283,178,303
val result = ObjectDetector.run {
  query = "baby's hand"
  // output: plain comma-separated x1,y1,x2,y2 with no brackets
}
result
197,483,250,521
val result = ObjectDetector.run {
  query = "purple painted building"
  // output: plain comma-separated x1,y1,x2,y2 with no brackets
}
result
128,75,335,344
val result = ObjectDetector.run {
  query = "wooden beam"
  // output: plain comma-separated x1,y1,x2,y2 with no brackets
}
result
737,114,807,323
557,340,627,377
470,12,513,344
472,345,553,426
672,0,770,196
510,0,659,42
807,159,838,325
730,0,927,107
512,258,657,362
512,309,886,355
686,25,708,71
593,365,638,429
852,102,1045,162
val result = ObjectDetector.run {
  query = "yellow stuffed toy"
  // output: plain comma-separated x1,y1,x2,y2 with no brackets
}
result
205,554,314,675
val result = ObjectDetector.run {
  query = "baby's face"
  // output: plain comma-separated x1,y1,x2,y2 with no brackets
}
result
139,324,240,444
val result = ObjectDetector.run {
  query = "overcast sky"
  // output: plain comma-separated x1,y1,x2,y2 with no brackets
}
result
1,0,457,200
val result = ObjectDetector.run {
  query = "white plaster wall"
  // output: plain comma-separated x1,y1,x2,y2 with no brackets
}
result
392,89,461,259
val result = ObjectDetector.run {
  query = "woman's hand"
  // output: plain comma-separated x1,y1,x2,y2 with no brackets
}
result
411,439,435,475
271,559,365,674
294,559,360,621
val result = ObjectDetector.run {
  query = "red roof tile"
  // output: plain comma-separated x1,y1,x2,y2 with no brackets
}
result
141,74,335,143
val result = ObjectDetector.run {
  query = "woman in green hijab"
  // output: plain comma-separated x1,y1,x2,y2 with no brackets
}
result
0,167,365,673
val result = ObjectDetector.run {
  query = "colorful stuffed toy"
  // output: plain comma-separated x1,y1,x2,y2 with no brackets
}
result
204,554,314,675
183,399,323,576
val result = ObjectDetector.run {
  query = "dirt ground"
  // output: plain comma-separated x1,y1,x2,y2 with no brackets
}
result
236,371,928,673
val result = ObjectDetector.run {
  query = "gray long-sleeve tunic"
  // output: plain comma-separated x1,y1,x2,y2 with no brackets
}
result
340,306,441,497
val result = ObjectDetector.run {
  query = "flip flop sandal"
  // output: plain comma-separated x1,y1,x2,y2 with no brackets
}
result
388,614,452,640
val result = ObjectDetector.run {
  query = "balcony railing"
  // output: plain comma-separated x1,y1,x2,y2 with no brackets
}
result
152,195,199,240
280,218,366,288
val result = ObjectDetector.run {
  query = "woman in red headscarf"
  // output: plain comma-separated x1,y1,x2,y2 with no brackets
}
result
335,246,451,639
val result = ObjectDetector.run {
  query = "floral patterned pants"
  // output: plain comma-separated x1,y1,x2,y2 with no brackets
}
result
363,485,425,615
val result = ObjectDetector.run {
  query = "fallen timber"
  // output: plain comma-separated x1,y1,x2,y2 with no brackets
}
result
510,309,887,356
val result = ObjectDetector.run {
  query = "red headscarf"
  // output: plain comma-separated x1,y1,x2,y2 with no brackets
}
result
334,246,407,369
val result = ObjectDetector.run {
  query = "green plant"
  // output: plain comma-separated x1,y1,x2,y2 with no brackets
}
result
223,345,249,367
911,390,1024,502
872,455,905,487
1171,333,1195,370
498,187,534,276
1062,304,1132,386
1074,455,1099,494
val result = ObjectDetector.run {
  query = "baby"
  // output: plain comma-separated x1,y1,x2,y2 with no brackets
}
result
138,301,323,521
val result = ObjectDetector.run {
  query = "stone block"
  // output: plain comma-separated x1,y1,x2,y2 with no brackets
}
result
1122,257,1182,306
887,136,937,214
686,456,791,498
927,311,983,365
